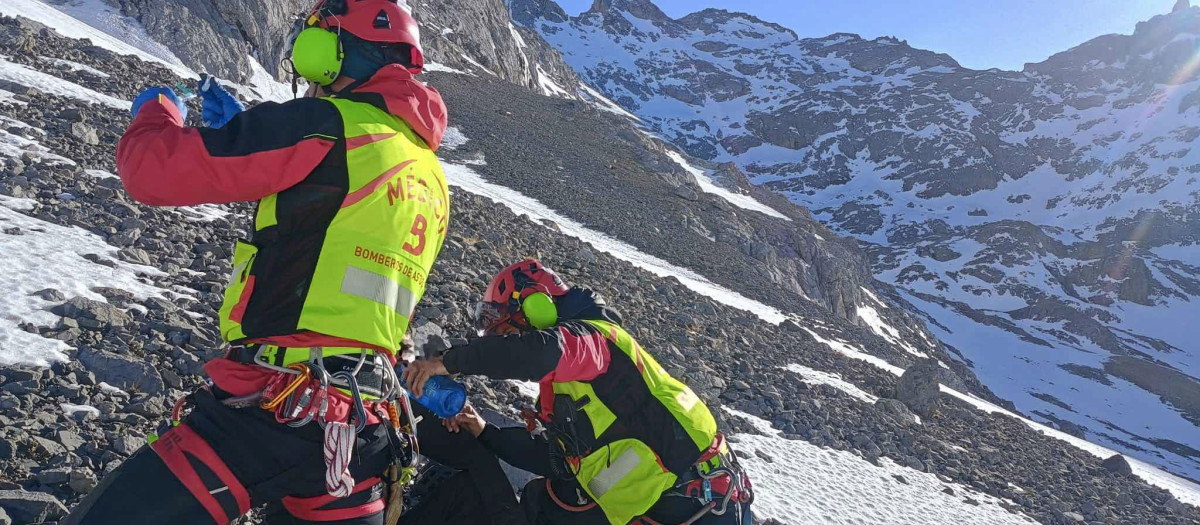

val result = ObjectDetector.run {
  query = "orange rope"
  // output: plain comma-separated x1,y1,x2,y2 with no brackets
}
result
385,401,400,428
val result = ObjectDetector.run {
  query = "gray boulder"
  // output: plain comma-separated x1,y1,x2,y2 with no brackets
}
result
896,358,941,417
0,490,68,522
77,347,165,395
874,397,918,425
50,297,132,328
69,469,99,494
69,122,99,145
1102,454,1133,475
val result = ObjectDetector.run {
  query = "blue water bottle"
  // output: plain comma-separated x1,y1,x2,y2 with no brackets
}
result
398,367,467,418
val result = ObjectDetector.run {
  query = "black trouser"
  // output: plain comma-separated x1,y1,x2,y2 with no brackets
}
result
64,388,396,525
405,426,752,525
397,408,527,525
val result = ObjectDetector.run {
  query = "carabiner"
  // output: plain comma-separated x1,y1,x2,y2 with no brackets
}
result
292,362,332,428
262,363,312,411
332,370,369,434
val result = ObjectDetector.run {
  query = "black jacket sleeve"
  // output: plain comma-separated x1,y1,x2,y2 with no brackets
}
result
442,329,564,381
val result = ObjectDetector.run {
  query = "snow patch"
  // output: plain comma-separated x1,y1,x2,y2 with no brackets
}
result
243,55,294,103
0,197,168,367
423,62,471,75
442,162,787,324
39,56,110,78
857,304,926,358
784,363,881,406
508,380,540,400
722,407,1035,524
441,126,469,151
0,126,75,166
83,169,117,180
860,286,887,308
460,54,497,76
579,83,639,120
0,55,126,109
535,64,571,98
97,381,128,396
60,402,99,418
173,204,230,223
664,151,790,221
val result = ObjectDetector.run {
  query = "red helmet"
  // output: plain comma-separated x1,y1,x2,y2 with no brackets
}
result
308,0,424,72
475,259,570,336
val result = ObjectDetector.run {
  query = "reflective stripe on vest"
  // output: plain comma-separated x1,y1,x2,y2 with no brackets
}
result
340,266,419,317
218,97,448,352
587,447,642,499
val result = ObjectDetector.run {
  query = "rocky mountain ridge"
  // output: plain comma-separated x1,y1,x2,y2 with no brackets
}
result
513,0,1200,481
94,0,585,99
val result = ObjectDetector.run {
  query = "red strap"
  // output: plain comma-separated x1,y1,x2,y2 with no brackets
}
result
698,434,726,464
230,276,255,323
281,478,384,522
684,474,733,499
151,424,251,524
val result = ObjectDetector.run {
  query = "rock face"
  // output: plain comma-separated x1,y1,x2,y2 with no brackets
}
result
896,359,941,417
110,0,311,80
112,0,584,97
518,0,1200,480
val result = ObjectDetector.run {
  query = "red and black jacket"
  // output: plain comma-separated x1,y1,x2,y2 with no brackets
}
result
444,289,706,477
116,66,448,403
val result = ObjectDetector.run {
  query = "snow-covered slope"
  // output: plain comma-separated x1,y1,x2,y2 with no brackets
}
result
0,0,194,78
517,0,1200,482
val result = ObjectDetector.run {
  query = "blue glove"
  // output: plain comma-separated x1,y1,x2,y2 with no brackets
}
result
199,75,246,128
131,87,187,121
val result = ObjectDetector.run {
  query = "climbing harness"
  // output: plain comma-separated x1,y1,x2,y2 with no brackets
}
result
160,344,424,510
540,429,754,524
667,434,754,524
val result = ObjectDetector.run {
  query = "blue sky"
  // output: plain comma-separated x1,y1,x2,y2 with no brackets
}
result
555,0,1180,70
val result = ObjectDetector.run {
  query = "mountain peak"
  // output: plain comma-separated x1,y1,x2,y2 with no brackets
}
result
509,0,570,26
587,0,670,21
677,8,798,40
1175,0,1191,13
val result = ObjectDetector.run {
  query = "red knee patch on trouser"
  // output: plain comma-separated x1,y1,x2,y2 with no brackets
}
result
282,478,385,522
151,423,251,524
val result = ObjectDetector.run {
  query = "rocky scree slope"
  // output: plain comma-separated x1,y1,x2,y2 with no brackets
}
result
515,0,1200,481
103,0,584,99
1,13,1199,525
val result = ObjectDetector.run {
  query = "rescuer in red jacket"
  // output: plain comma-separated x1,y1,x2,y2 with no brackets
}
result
63,2,522,524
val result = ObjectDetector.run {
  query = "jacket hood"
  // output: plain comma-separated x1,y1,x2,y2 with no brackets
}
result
350,65,448,150
557,288,623,325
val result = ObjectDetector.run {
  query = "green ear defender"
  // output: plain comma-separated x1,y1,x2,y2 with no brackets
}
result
522,292,559,330
292,27,344,86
